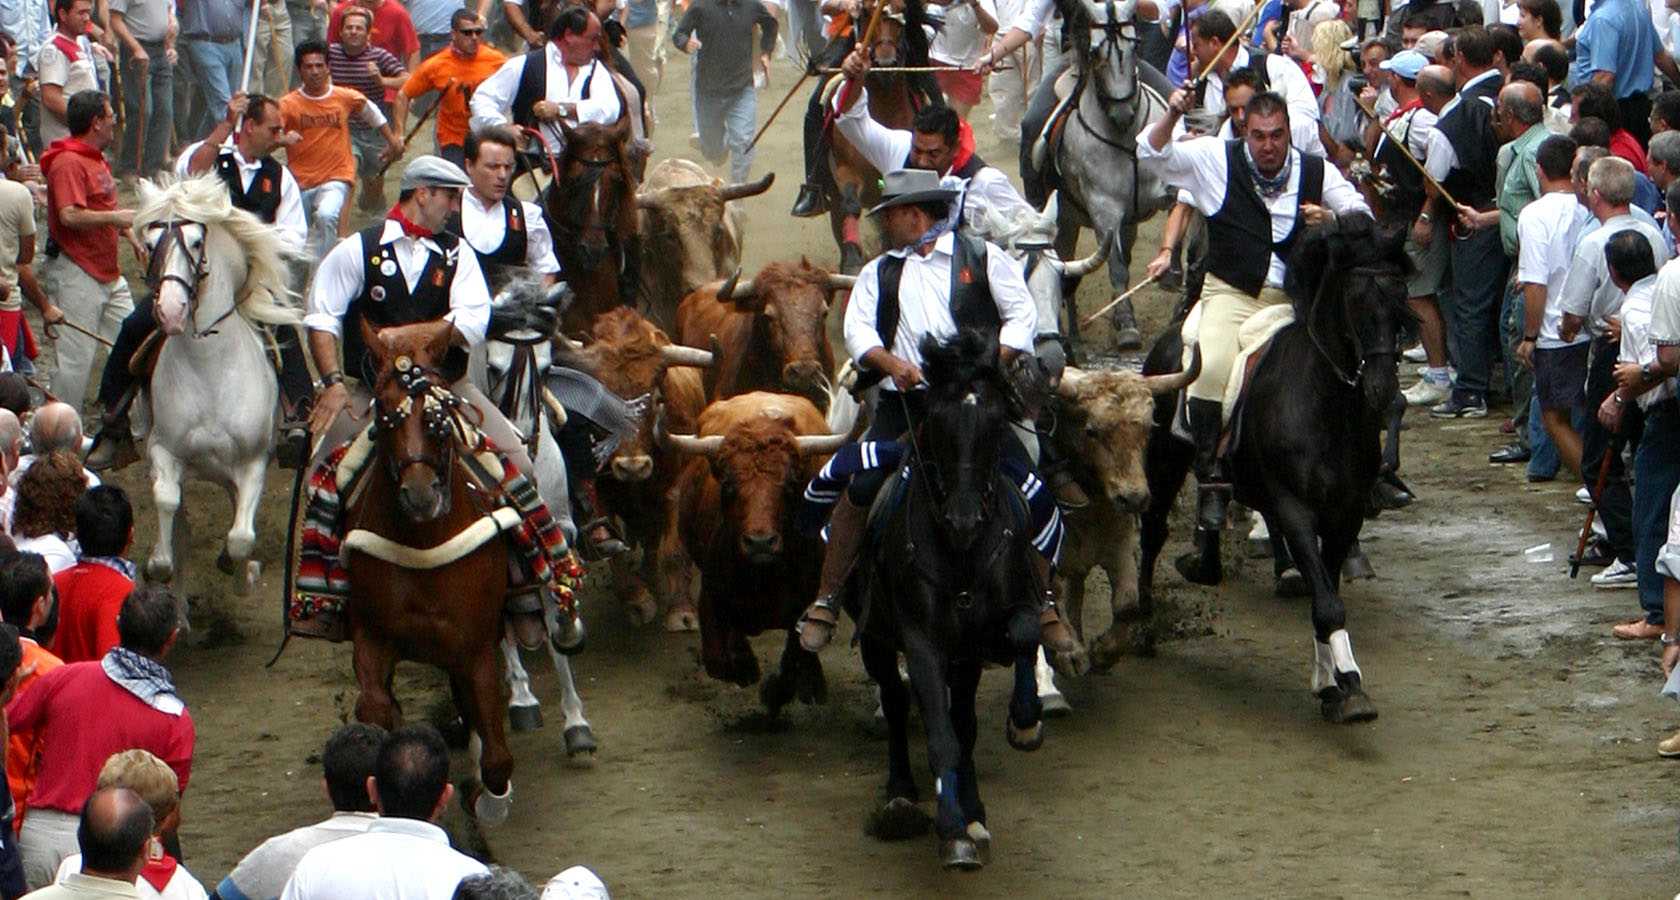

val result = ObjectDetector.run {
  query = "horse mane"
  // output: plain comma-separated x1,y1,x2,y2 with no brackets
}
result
919,328,1001,394
1284,216,1416,327
134,174,301,326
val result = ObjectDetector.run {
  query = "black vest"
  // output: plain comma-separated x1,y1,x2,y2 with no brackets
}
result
215,151,283,223
342,224,461,384
1373,106,1427,224
1435,72,1504,210
872,231,1000,359
1194,50,1272,108
511,50,598,130
447,197,529,286
1205,140,1323,298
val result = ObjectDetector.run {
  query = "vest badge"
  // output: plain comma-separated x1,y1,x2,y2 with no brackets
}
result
432,269,446,287
261,177,272,192
371,285,387,301
380,259,398,277
959,267,974,285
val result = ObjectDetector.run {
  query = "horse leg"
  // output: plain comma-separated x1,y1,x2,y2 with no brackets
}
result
350,631,400,729
1139,428,1191,616
1006,608,1046,751
1269,515,1308,598
457,649,517,825
542,642,598,757
949,657,990,865
860,635,929,841
221,455,266,596
1271,499,1377,725
836,182,864,275
899,629,976,868
1055,219,1085,360
501,627,543,733
145,445,184,583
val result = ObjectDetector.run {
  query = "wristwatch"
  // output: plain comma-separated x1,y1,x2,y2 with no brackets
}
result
313,372,344,393
1417,212,1432,224
1663,632,1677,646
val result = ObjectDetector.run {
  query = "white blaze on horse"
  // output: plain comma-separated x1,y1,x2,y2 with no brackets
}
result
135,175,301,593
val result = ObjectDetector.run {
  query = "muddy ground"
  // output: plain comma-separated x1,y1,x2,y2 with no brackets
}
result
64,51,1680,899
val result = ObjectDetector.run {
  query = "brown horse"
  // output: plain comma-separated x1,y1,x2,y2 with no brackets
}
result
343,318,520,826
543,114,643,333
825,0,940,273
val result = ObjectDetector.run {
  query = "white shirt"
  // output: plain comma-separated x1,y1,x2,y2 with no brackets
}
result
1138,135,1371,288
55,855,208,900
470,46,623,155
1557,211,1671,335
176,140,308,247
1284,0,1338,46
1619,274,1677,409
1423,69,1501,182
1201,48,1325,156
36,33,98,145
1008,0,1055,37
304,219,492,348
14,532,76,572
930,0,997,66
460,189,559,275
832,87,1036,221
279,818,487,900
1515,190,1591,348
843,231,1037,384
1375,104,1436,164
218,812,377,900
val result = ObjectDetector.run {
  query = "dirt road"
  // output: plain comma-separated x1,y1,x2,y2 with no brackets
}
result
73,51,1680,899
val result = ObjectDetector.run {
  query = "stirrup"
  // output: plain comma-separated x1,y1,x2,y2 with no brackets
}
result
1038,600,1077,654
576,517,628,561
797,595,842,652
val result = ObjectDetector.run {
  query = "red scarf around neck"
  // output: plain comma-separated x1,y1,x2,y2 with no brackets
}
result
388,205,433,239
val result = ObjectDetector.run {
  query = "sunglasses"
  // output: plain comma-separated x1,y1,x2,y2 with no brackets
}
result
456,27,485,34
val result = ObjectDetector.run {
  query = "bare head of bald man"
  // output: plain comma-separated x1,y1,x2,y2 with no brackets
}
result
77,786,155,882
0,411,21,475
28,402,83,455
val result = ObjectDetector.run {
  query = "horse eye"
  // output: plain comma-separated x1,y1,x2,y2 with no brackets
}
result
1084,425,1099,439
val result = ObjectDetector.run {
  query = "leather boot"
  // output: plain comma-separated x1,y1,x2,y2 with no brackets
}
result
1030,554,1078,653
790,181,827,218
571,483,628,561
1186,397,1231,531
797,496,868,652
276,399,312,470
85,414,139,473
1174,525,1223,585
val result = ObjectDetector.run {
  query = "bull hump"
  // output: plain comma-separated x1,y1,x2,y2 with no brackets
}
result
699,392,825,436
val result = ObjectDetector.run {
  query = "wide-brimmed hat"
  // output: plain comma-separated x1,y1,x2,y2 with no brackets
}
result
866,168,960,216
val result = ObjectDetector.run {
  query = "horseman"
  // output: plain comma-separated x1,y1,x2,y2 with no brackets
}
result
85,92,315,472
1140,88,1370,584
469,6,623,158
794,168,1077,654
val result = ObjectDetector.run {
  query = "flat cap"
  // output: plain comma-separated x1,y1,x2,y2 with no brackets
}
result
398,155,471,191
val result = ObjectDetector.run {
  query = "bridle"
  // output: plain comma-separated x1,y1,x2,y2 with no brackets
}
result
1085,0,1139,108
370,355,479,487
146,219,237,338
896,389,1013,609
1306,264,1401,388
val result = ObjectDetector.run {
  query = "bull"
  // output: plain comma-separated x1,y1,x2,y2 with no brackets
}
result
673,259,856,414
661,392,850,714
565,307,714,631
636,159,775,328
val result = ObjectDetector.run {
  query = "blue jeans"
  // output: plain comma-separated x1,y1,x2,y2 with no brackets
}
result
1526,395,1560,480
118,40,173,176
1634,401,1680,624
695,87,757,183
184,38,243,138
1447,225,1508,399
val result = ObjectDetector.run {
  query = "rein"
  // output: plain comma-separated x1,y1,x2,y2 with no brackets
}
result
1304,264,1399,388
146,219,239,339
370,356,484,486
894,390,1012,608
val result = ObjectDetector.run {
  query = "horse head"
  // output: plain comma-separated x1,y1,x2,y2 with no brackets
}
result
548,116,635,276
1286,218,1415,413
1073,0,1141,132
917,329,1011,551
360,318,462,523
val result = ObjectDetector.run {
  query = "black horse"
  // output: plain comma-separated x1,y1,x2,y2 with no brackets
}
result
848,330,1045,870
1137,218,1412,724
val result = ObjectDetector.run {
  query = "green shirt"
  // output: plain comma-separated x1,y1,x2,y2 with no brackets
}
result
1497,123,1551,258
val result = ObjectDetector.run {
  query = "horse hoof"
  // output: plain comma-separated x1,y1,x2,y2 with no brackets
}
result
1248,536,1273,558
966,822,992,865
866,796,930,841
1275,568,1309,598
471,780,513,826
563,724,598,756
1329,689,1379,725
759,674,793,717
663,606,699,632
1051,647,1089,679
939,837,985,870
145,560,174,584
623,595,657,628
509,704,544,733
1039,692,1072,718
552,617,587,656
1006,716,1044,752
1342,553,1376,581
1112,327,1143,352
215,546,236,575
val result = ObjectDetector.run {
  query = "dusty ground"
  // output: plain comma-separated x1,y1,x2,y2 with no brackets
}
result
62,49,1680,899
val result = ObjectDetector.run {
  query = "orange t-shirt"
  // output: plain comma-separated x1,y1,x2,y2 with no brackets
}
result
280,86,374,190
401,45,509,148
7,639,63,827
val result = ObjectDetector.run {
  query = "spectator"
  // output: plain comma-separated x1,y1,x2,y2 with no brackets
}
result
469,8,625,157
107,0,175,177
327,6,406,214
19,787,153,900
1513,0,1559,39
1401,63,1457,409
278,40,402,267
39,92,136,416
34,0,99,148
395,12,508,167
0,623,25,899
0,410,22,485
284,0,324,51
0,553,62,835
178,0,251,137
1651,131,1680,246
10,452,85,573
0,158,60,380
928,0,997,120
1570,115,1663,218
1486,22,1522,77
326,0,418,70
1568,0,1679,146
1,403,101,536
0,381,28,419
279,726,487,900
1359,37,1397,118
1511,50,1566,134
51,751,205,900
537,869,607,900
453,869,535,900
7,585,192,889
671,0,777,183
51,486,133,664
1652,89,1680,135
1572,83,1647,174
210,724,383,900
250,0,295,97
403,0,457,73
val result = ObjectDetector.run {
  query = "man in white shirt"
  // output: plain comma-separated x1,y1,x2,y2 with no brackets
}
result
35,0,102,147
928,0,998,119
1513,134,1591,476
450,128,559,287
1187,9,1325,156
280,726,486,900
468,6,623,156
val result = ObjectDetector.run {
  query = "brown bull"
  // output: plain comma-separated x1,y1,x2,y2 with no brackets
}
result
663,392,849,714
637,158,774,329
673,259,855,414
566,307,714,631
1046,363,1195,675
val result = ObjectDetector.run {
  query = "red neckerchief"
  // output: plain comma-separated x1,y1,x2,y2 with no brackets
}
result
388,205,433,240
50,33,82,61
139,854,178,893
1385,98,1423,126
944,119,977,177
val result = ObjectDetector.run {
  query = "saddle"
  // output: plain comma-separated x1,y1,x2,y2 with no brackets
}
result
1029,69,1085,176
1172,304,1296,457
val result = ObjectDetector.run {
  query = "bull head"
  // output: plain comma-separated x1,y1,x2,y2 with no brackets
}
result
715,267,856,305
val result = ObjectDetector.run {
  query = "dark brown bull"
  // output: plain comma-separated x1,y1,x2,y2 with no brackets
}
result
636,158,775,329
673,259,856,414
663,392,849,714
566,307,713,630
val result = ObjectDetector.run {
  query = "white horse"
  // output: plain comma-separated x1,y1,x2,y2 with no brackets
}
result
134,176,300,593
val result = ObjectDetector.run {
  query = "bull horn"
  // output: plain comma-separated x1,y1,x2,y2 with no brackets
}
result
1145,347,1201,396
659,342,715,368
662,430,725,457
634,185,670,206
795,432,852,456
718,172,775,202
716,269,756,301
1059,233,1113,279
1054,365,1088,396
824,273,857,292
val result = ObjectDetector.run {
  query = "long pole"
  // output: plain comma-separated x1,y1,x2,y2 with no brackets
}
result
1079,273,1161,327
376,78,454,177
745,70,813,153
1352,95,1461,210
1191,0,1266,89
236,0,263,129
1570,419,1621,579
821,0,891,135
